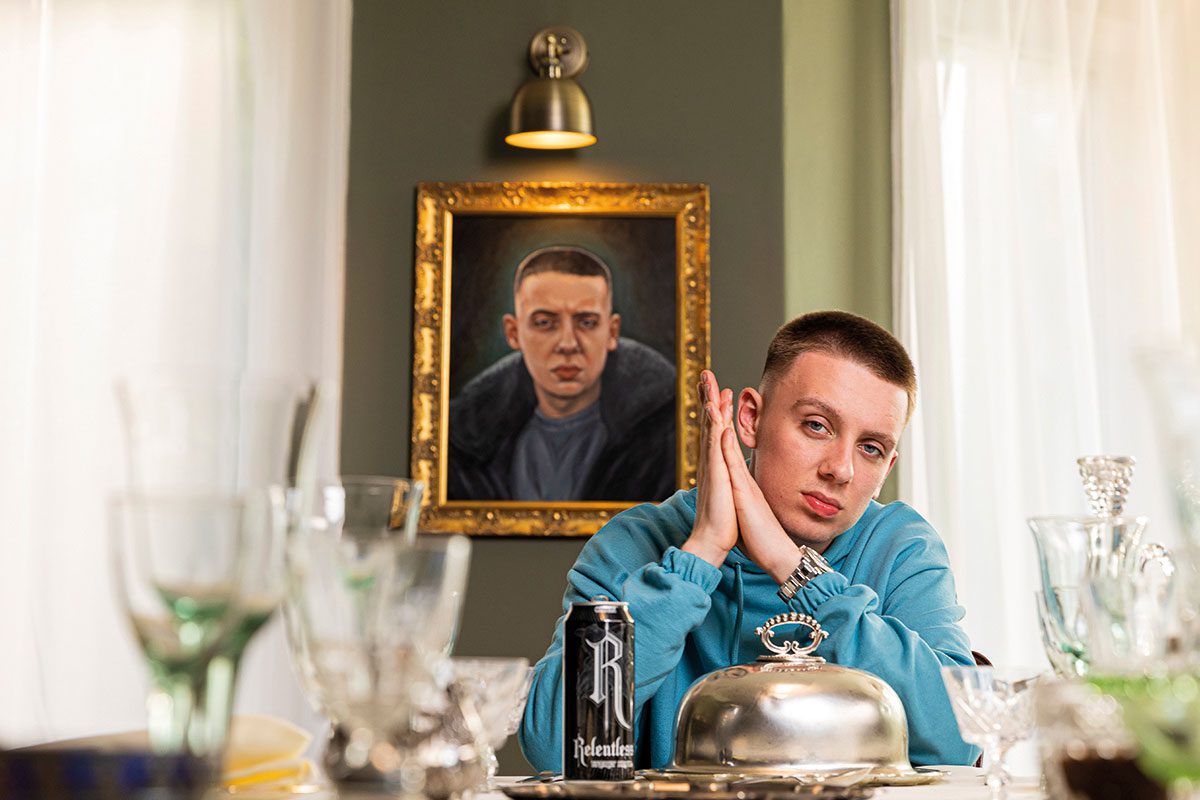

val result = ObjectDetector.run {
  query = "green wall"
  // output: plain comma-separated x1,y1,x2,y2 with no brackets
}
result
783,0,892,325
343,0,890,772
783,0,895,497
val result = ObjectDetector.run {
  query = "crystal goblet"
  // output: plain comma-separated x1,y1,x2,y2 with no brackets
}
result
1036,678,1167,800
942,665,1044,798
281,477,426,723
1088,673,1200,797
449,657,532,788
284,480,471,788
1082,557,1200,797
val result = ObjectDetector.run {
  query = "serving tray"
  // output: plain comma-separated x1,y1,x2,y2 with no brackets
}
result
644,766,947,788
502,775,875,800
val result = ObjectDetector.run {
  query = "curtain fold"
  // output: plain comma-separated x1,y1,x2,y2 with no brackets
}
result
0,0,351,744
893,0,1200,666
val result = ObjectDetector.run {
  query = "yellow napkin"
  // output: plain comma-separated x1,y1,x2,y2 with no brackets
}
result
25,715,316,791
222,715,315,791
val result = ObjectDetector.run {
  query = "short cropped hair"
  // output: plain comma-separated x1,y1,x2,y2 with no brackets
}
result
513,246,613,297
761,310,917,419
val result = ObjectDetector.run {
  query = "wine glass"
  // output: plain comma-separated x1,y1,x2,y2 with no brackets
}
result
1140,346,1200,549
109,487,285,763
942,665,1044,798
449,657,532,788
284,478,471,787
113,372,320,764
115,373,320,497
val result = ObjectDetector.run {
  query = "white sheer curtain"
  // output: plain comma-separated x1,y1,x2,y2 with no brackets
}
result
893,0,1200,667
0,0,351,744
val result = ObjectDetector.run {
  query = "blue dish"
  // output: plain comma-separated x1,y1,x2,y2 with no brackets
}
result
0,746,215,800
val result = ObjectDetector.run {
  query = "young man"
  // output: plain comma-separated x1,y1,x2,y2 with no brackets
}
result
518,310,979,769
448,246,675,502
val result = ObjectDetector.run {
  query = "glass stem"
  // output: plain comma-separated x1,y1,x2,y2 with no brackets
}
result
203,653,240,759
195,612,267,760
144,651,244,764
985,738,1012,800
482,741,499,789
146,667,202,754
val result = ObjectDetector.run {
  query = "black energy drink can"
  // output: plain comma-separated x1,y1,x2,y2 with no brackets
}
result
563,598,635,780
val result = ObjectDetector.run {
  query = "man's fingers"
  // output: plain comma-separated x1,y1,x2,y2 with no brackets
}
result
702,371,726,417
710,422,730,469
719,427,744,480
697,380,712,488
708,400,723,427
700,369,716,404
721,427,772,509
720,426,756,491
700,377,722,425
704,389,727,432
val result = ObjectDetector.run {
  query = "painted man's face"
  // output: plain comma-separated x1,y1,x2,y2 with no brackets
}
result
503,271,620,417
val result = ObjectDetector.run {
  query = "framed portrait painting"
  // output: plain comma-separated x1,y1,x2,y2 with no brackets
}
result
410,182,710,536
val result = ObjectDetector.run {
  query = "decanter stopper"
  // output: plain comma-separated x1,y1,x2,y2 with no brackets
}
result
1077,455,1136,518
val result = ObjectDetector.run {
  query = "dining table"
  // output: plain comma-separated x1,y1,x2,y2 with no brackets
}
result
269,767,1045,800
491,769,1044,800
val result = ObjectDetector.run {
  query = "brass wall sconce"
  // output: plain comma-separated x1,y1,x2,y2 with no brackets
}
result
506,26,596,150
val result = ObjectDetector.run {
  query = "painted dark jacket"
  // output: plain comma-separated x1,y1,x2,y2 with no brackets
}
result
447,337,676,502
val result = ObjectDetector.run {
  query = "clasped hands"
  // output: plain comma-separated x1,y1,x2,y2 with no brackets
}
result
681,369,803,584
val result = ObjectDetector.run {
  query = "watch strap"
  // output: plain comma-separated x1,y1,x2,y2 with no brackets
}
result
776,545,833,603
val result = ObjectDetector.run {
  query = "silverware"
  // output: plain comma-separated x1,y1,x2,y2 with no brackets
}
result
667,614,920,783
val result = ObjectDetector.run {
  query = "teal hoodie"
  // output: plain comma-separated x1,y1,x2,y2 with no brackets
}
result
518,488,980,770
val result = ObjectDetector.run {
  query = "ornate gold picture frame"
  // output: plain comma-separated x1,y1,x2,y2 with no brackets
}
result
410,181,710,536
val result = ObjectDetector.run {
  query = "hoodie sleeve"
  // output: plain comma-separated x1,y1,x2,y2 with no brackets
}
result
787,514,981,767
518,502,721,773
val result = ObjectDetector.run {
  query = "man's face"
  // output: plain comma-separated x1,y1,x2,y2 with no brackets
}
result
503,271,620,415
736,351,908,552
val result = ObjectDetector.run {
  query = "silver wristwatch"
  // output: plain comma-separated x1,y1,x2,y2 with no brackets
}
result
776,545,833,603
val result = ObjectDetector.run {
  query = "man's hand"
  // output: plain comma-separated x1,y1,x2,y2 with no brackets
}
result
682,370,737,568
719,417,802,584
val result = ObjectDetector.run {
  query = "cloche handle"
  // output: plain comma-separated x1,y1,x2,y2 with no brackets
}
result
755,612,829,662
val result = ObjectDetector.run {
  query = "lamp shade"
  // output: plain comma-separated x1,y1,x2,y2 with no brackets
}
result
506,76,596,150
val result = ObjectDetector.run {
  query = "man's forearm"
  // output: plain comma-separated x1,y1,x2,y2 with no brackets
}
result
787,572,979,766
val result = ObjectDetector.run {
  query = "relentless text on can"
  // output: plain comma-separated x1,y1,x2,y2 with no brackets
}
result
563,598,635,780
